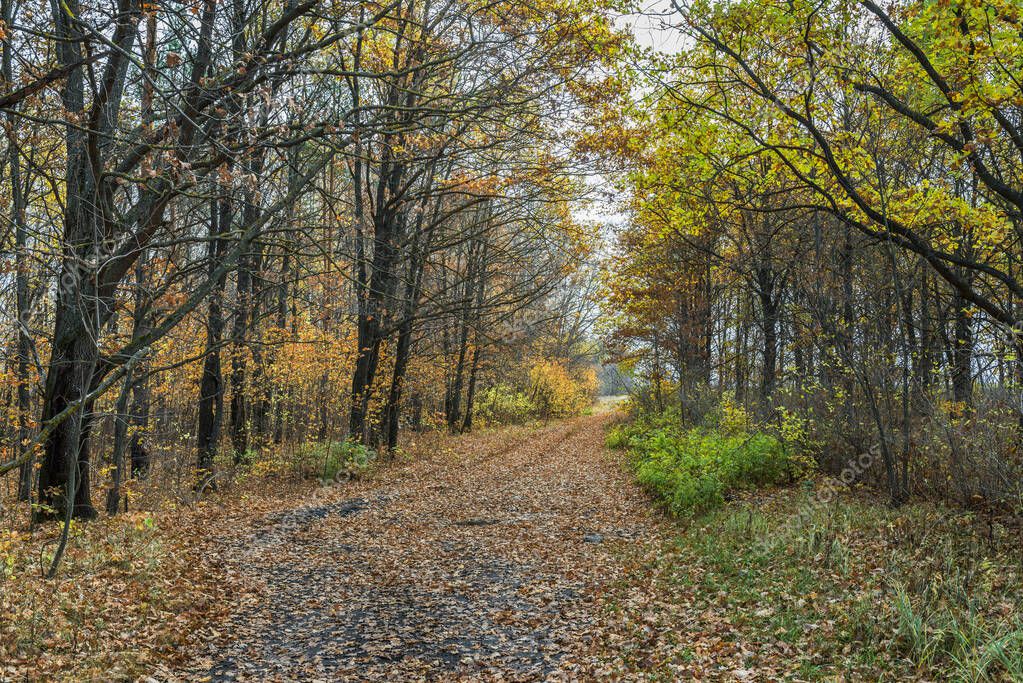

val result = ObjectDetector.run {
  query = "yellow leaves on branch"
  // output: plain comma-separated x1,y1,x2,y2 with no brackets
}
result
528,358,597,418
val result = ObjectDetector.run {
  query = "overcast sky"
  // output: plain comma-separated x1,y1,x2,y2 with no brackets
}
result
574,1,685,253
616,0,686,55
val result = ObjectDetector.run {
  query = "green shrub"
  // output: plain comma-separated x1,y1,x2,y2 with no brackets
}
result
476,385,535,425
606,405,681,449
701,391,752,436
295,440,376,483
614,412,807,516
605,424,633,449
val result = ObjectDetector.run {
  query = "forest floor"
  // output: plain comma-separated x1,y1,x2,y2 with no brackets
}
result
159,412,675,681
156,410,1023,682
5,411,1021,681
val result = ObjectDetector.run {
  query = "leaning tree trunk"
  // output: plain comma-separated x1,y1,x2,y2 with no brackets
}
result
384,320,415,453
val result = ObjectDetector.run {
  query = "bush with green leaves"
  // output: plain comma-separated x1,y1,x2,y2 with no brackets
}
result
606,405,681,448
610,409,808,516
294,440,376,483
475,385,536,425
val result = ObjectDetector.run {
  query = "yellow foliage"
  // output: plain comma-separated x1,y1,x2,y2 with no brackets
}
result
528,359,596,419
717,391,750,437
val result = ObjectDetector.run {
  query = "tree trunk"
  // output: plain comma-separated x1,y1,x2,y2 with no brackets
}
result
950,287,974,411
105,374,133,515
349,161,405,444
228,271,249,462
383,248,428,451
129,369,151,478
197,197,229,483
461,344,482,433
37,317,101,519
756,265,779,409
228,164,268,461
4,55,32,500
761,302,778,406
384,321,414,452
37,0,141,520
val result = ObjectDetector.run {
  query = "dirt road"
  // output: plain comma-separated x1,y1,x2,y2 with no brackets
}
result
168,415,666,681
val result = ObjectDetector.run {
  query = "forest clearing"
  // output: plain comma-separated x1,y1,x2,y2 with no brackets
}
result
3,0,1023,678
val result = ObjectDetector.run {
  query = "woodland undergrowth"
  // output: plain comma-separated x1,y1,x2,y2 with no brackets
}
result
607,407,1023,681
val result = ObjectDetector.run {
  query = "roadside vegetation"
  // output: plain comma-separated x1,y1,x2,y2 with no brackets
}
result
590,0,1023,675
607,397,1023,681
477,360,598,425
607,395,811,516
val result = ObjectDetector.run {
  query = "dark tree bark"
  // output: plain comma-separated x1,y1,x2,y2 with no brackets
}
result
950,286,975,410
128,367,151,478
36,0,136,520
349,144,407,444
228,148,270,461
197,197,230,482
105,374,133,515
755,264,781,409
228,251,252,463
347,10,431,445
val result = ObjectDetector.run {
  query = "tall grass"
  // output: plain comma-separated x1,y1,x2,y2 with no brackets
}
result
892,578,1023,680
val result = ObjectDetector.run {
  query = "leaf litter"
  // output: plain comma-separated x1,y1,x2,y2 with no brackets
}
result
160,415,677,681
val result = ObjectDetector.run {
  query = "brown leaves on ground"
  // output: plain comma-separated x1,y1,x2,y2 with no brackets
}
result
162,415,673,681
0,475,312,681
14,415,984,682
